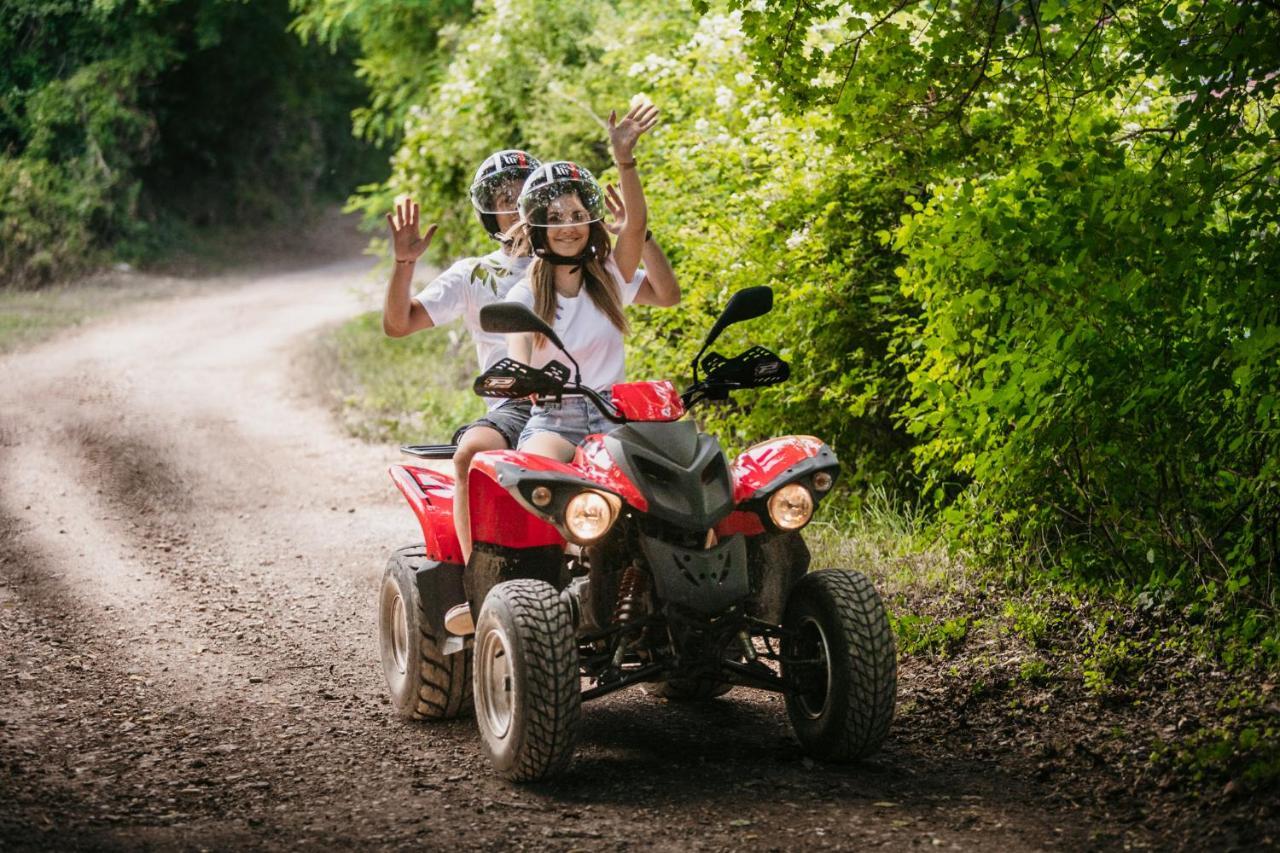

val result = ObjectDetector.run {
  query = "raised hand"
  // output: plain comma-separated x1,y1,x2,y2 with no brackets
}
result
608,101,660,161
602,184,627,237
385,197,438,263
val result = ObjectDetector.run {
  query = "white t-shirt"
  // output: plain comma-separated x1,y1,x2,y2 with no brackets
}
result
414,250,532,410
504,257,645,392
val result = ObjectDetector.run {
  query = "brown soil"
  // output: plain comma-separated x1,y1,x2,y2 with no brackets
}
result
1,233,1275,851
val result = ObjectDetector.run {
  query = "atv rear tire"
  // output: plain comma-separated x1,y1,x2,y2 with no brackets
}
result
782,569,896,761
378,546,472,720
473,579,581,781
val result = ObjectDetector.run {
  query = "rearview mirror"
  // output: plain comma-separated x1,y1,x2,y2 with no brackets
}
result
478,302,580,383
479,302,556,338
693,286,774,381
713,286,772,336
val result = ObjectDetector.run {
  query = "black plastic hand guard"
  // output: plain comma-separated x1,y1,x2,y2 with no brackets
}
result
473,358,571,398
700,346,790,388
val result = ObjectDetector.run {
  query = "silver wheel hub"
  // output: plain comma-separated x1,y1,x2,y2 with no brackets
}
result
390,592,409,676
477,627,514,739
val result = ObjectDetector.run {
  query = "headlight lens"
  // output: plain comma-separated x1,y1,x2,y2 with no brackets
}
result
564,490,618,543
768,483,814,530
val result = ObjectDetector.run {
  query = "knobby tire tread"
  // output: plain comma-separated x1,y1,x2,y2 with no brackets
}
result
389,546,472,721
790,569,896,760
490,579,581,781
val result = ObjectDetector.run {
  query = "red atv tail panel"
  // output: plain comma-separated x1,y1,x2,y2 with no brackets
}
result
467,450,566,548
575,435,648,512
389,465,464,565
730,435,827,504
611,380,684,422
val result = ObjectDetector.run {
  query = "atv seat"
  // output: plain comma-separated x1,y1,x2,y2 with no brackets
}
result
400,444,458,460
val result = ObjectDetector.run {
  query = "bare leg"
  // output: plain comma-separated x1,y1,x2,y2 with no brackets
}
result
520,431,576,463
446,427,571,637
453,425,507,565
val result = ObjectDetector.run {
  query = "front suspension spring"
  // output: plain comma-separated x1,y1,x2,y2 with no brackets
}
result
612,565,648,625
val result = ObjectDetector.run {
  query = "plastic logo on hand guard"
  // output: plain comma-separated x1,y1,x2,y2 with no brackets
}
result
474,359,571,399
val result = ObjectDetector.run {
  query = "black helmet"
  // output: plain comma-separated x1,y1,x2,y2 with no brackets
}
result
470,149,541,239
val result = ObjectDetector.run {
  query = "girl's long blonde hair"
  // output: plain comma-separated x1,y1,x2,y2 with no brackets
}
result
523,221,629,351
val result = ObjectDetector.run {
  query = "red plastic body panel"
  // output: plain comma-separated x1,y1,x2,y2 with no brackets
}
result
467,450,565,548
715,509,766,538
611,380,685,422
574,435,648,512
389,465,463,564
730,435,827,504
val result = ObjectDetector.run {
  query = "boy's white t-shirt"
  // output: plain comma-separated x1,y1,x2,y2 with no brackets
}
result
414,250,533,410
504,257,645,392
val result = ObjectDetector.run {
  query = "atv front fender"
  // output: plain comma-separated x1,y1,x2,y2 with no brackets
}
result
729,435,839,504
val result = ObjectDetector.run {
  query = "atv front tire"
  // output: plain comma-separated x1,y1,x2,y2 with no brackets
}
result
378,546,472,720
782,569,896,760
473,579,581,781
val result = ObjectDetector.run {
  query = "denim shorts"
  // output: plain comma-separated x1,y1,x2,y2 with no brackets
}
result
518,393,619,448
452,398,533,449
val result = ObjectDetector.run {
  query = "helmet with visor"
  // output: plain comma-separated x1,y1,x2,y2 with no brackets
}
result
517,161,606,230
470,150,541,238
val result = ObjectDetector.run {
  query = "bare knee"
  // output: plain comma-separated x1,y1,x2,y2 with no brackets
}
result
454,426,506,480
522,432,575,463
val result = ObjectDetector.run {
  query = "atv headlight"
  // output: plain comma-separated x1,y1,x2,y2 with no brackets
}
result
768,483,814,531
564,490,619,544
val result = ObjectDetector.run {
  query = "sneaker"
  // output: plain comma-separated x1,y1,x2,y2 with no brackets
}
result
444,602,475,636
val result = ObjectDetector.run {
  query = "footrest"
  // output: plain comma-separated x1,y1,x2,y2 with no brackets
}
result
400,444,458,460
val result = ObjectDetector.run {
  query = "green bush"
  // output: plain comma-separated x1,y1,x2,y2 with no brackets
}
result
896,138,1280,599
319,0,1279,632
1,0,379,286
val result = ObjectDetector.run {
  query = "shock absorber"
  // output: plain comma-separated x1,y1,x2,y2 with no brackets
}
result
613,565,648,626
611,566,649,667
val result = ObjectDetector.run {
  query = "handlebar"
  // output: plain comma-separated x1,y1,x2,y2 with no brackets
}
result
473,359,629,423
474,346,789,422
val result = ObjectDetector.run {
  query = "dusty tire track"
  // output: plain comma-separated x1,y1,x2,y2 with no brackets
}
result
1,256,1161,850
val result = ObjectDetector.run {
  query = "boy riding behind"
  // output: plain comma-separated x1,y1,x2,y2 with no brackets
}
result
383,150,540,577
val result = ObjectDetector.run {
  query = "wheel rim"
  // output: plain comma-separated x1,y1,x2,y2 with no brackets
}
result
476,626,514,739
793,616,833,720
390,592,409,676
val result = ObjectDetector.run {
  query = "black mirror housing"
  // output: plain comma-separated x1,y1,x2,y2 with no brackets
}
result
479,302,556,338
694,286,774,381
478,301,581,383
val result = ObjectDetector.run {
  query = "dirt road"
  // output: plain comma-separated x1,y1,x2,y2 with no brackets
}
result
1,256,1166,851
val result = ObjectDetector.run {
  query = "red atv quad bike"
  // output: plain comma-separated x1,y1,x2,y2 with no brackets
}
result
378,286,896,781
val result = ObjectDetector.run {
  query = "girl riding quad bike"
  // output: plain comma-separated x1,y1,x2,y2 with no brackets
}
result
378,286,897,781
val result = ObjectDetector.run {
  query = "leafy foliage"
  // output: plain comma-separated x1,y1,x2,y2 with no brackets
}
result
1,0,378,285
328,1,918,488
318,0,1276,625
719,0,1279,611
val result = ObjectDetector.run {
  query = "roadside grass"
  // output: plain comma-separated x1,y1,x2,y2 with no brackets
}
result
810,485,1280,803
316,308,1279,826
304,310,485,445
0,274,200,354
1,207,367,355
